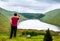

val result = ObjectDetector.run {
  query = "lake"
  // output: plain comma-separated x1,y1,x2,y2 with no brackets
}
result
18,19,60,32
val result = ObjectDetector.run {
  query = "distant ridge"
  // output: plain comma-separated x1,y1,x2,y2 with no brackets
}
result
42,9,60,26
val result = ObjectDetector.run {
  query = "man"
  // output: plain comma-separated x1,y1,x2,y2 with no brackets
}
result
10,13,20,39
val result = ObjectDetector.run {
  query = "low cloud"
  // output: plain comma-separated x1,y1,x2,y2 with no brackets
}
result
0,0,60,13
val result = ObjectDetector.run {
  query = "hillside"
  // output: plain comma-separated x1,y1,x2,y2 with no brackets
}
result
0,13,10,34
41,9,60,26
0,8,27,21
0,8,27,35
0,8,15,18
0,8,45,20
20,13,45,19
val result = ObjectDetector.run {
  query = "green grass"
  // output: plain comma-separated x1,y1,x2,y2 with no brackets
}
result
0,35,44,41
0,35,60,41
0,13,10,33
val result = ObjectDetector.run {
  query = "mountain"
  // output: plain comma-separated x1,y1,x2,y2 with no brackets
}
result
0,8,27,21
20,13,45,19
0,8,15,18
0,8,45,21
0,8,27,30
0,8,28,34
41,9,60,26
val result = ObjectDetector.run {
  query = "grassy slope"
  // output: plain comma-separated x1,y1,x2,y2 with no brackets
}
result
0,8,15,18
0,8,27,20
0,7,27,26
0,8,27,35
0,13,10,35
0,35,60,41
42,9,60,26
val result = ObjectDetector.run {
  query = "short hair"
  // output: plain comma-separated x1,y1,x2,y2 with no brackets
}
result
14,13,17,16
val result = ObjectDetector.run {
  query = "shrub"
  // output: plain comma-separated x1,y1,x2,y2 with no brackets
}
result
43,29,53,41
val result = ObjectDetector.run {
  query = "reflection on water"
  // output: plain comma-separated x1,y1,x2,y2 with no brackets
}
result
18,19,60,32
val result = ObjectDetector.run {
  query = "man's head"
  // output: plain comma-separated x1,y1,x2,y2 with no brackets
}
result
14,13,18,16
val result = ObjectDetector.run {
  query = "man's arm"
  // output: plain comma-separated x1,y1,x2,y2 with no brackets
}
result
17,14,21,19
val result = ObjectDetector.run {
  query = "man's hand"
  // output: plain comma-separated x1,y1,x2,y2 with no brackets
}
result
17,14,21,19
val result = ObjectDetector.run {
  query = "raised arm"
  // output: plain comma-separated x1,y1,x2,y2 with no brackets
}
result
17,14,21,19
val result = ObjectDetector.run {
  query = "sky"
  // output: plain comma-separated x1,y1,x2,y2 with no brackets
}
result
0,0,60,13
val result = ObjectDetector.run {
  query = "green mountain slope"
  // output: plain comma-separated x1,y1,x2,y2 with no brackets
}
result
0,8,27,35
20,13,45,19
0,8,27,20
42,9,60,26
0,13,10,34
0,8,15,18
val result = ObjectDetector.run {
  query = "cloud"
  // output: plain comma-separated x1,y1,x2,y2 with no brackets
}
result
0,0,60,13
7,0,51,11
53,0,60,3
36,0,60,3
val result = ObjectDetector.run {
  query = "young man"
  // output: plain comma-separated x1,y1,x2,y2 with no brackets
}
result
10,13,20,39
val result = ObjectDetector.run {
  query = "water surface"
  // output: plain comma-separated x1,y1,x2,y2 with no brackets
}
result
18,19,60,32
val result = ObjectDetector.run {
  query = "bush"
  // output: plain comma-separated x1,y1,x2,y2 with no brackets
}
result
43,29,53,41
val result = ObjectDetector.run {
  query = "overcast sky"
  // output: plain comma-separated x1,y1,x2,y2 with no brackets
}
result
0,0,60,13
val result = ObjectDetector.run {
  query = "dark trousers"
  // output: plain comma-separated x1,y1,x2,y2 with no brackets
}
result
10,26,17,38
